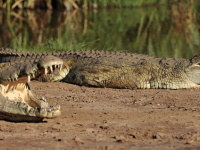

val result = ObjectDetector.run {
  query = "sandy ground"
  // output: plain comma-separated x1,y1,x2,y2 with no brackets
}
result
0,81,200,150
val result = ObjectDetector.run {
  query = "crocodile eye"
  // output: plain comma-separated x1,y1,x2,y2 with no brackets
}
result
197,63,200,66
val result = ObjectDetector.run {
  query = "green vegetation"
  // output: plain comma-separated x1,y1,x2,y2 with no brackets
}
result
87,0,167,8
0,0,168,10
0,1,200,58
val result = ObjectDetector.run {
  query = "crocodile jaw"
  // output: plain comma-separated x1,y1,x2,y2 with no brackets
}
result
0,99,61,122
0,83,61,122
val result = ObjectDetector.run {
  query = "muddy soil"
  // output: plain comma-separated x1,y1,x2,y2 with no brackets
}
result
0,81,200,150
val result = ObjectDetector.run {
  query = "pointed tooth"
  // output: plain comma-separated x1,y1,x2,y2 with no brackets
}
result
22,84,28,96
56,104,61,109
42,108,47,112
10,85,14,91
59,64,62,71
28,75,31,82
49,66,53,73
16,83,25,91
25,84,27,90
0,85,5,94
5,84,9,93
32,73,35,78
22,83,26,88
18,83,22,88
44,68,48,74
16,84,20,89
42,97,47,102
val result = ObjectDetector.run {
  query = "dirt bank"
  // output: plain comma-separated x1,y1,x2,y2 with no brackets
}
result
0,81,199,149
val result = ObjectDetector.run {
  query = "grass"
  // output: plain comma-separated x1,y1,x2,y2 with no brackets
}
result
1,2,200,58
89,0,166,8
0,0,168,10
11,39,101,52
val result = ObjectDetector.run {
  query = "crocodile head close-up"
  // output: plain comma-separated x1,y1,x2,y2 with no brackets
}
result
0,54,64,82
185,54,200,85
0,82,61,122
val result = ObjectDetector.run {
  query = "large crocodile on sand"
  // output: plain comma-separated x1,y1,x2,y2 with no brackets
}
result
0,48,200,89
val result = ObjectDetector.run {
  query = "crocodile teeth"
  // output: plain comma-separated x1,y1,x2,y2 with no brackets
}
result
59,64,63,71
42,97,47,102
4,84,9,93
49,66,53,73
56,104,60,109
16,83,26,91
9,85,14,91
48,108,52,112
28,75,31,82
0,84,9,94
42,108,47,112
44,68,48,74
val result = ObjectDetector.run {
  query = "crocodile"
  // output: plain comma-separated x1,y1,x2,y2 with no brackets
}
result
0,48,200,89
0,53,63,82
0,82,61,122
